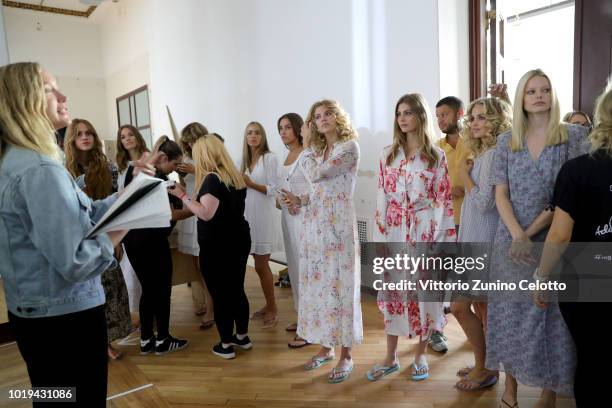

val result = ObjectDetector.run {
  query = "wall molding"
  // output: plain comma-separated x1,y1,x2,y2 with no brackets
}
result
2,1,97,18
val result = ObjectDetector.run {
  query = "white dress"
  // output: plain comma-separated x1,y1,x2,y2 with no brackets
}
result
277,150,310,312
297,140,363,348
176,159,199,256
117,164,142,313
244,152,282,255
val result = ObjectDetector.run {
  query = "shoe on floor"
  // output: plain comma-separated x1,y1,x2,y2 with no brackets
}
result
428,331,448,353
229,335,252,350
212,342,236,359
155,336,189,355
140,336,156,355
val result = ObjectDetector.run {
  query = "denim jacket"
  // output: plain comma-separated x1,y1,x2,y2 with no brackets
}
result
0,146,117,318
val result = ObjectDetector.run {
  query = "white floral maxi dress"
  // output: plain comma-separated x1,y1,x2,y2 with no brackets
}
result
297,140,364,348
374,146,456,338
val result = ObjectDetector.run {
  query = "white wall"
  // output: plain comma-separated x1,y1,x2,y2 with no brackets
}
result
3,7,109,139
92,0,151,140
0,6,9,65
438,0,470,119
101,0,445,227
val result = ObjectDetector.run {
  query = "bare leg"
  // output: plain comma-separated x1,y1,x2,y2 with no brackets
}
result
535,389,556,408
252,254,277,321
195,256,214,321
501,373,518,407
452,301,497,389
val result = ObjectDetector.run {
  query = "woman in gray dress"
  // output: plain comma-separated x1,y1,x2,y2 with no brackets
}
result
486,69,587,408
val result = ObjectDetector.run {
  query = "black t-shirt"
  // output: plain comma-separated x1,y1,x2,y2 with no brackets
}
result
553,151,612,242
196,173,249,246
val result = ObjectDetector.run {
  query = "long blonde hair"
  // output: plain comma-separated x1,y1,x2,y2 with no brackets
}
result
306,99,358,154
463,97,512,157
388,93,438,168
241,121,270,173
194,135,246,195
510,69,568,152
64,118,113,199
0,62,59,161
589,81,612,156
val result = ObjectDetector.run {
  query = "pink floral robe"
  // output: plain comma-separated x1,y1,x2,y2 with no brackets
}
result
374,145,456,338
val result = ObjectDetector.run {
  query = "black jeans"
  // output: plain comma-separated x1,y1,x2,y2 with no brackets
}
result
123,232,173,340
9,305,107,408
200,237,251,344
559,302,609,407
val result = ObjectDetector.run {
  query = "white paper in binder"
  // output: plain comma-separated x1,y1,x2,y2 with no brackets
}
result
86,172,172,238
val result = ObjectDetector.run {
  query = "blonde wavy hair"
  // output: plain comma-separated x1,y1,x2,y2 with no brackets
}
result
589,80,612,156
306,99,358,154
194,135,246,195
241,121,271,173
510,69,567,152
64,119,113,199
0,62,59,161
463,97,512,157
387,93,439,168
180,122,209,159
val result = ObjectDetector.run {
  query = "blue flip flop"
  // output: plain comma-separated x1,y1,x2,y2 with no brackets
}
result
366,363,400,381
411,362,429,381
328,365,354,383
304,355,334,371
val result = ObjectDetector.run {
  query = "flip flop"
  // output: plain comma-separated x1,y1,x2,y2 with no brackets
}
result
500,397,519,408
455,374,498,391
285,323,298,332
250,310,265,320
456,365,474,377
328,365,353,383
366,362,400,381
199,320,215,330
262,316,279,329
411,362,429,381
304,355,334,371
288,336,310,349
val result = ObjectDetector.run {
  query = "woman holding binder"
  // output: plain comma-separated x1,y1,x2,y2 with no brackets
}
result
64,118,131,361
122,135,189,356
169,135,252,359
0,63,152,407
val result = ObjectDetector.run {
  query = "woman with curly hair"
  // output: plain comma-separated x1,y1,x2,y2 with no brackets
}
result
368,93,455,383
64,119,131,360
451,97,512,391
282,99,362,383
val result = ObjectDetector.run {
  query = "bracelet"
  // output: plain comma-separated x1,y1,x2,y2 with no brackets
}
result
532,267,549,282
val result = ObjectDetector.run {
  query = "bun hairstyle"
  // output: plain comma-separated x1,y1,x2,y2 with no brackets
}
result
153,135,183,161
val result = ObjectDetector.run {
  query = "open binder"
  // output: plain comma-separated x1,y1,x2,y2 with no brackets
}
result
86,173,172,238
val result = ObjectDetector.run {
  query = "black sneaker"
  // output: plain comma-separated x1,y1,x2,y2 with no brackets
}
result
155,336,189,355
140,336,156,355
229,335,252,350
212,342,236,359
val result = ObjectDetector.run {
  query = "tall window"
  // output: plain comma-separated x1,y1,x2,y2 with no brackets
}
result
116,85,152,148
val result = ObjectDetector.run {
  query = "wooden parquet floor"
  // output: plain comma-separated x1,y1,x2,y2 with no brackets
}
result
0,265,576,407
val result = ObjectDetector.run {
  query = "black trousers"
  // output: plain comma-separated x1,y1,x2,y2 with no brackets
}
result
200,237,251,344
8,305,107,408
559,302,610,407
123,233,173,340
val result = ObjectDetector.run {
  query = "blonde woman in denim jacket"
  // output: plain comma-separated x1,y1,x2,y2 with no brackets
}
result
0,63,152,408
